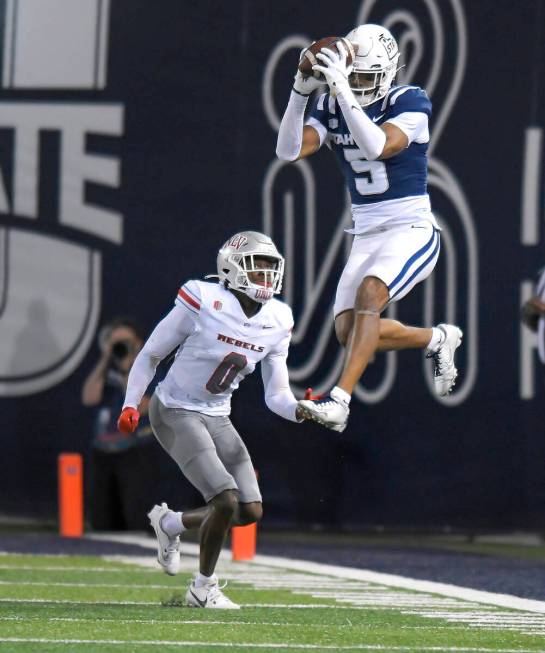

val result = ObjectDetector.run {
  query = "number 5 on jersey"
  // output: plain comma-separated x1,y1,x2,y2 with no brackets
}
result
344,148,389,196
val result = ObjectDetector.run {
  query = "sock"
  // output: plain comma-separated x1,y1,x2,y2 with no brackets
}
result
160,510,185,537
331,386,351,405
427,327,445,353
195,572,217,588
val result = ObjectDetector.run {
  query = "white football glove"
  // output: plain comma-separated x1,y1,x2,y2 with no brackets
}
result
292,45,325,96
293,70,325,96
312,43,352,95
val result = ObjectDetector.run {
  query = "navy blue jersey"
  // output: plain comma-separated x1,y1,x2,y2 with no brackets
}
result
307,85,432,205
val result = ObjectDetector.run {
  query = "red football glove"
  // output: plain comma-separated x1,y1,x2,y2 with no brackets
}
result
304,388,324,401
117,407,140,434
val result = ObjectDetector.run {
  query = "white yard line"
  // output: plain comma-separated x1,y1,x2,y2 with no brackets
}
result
0,617,323,627
0,598,366,609
0,580,178,589
0,564,156,572
0,598,158,606
90,533,545,614
0,639,541,652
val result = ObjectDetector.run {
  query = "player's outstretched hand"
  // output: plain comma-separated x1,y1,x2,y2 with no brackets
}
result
313,43,351,93
117,407,140,434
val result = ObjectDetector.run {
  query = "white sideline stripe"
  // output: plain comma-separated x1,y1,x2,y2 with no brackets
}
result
90,533,545,614
0,639,541,652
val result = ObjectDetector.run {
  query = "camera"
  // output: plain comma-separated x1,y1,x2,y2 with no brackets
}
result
111,340,133,361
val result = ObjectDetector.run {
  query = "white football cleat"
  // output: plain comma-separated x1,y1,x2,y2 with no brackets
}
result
297,387,349,432
147,503,181,576
427,324,463,396
186,579,240,609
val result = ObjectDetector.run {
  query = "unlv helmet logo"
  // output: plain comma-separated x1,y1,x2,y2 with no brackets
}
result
226,234,249,250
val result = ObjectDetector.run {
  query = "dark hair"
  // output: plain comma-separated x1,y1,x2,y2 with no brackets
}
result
104,316,146,342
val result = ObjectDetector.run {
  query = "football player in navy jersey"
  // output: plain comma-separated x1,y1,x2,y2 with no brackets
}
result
276,24,462,432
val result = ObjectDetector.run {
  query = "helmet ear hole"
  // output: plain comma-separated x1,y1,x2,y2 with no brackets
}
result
222,268,230,274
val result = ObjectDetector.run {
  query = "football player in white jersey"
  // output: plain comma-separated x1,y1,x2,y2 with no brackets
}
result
117,231,303,609
276,24,463,432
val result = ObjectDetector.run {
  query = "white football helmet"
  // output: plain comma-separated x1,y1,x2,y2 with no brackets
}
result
345,24,400,106
216,231,284,304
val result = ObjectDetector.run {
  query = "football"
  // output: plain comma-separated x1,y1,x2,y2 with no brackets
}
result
298,36,357,80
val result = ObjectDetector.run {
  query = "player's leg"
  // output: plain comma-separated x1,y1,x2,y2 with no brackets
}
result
198,489,238,577
376,319,432,351
339,224,443,393
209,415,264,526
184,412,264,610
300,222,454,429
147,395,238,572
336,275,389,393
148,395,241,608
382,230,462,395
166,499,262,529
299,232,385,430
172,415,263,529
336,310,432,351
336,306,461,393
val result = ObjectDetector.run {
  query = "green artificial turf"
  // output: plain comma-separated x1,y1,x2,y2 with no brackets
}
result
0,553,543,652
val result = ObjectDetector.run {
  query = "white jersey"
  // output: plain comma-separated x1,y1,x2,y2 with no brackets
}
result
123,280,299,421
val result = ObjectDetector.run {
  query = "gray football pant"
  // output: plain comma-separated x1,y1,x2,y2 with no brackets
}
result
149,393,262,504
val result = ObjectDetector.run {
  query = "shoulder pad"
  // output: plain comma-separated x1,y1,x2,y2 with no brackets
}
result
382,85,432,117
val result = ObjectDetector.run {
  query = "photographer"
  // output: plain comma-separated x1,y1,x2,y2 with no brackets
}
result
82,316,159,530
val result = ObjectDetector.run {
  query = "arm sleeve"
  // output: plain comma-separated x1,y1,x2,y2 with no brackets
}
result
303,92,330,147
123,283,201,409
261,330,301,423
276,90,311,161
334,86,386,160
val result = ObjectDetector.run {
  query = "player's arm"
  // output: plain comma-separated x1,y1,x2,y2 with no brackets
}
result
276,52,326,162
298,125,322,159
261,333,304,423
117,282,201,433
378,123,409,159
312,46,423,161
122,304,196,411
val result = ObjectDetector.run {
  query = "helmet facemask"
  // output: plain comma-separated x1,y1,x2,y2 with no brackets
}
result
223,252,284,304
216,231,285,304
349,60,397,106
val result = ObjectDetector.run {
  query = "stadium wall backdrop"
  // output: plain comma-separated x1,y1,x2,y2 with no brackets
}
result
1,0,544,530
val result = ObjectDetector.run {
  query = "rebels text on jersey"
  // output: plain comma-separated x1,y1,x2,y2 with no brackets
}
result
155,280,294,416
306,85,432,206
